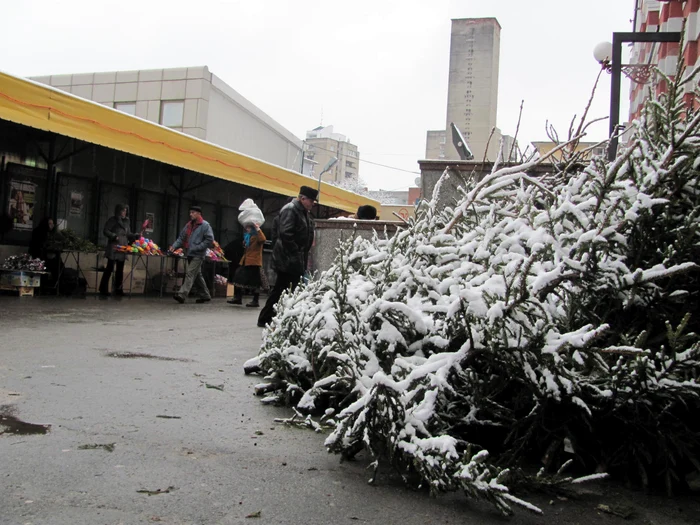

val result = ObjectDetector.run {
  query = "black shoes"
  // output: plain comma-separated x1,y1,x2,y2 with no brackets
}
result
174,295,209,304
228,298,242,305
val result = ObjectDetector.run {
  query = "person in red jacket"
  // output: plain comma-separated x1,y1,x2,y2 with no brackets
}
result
228,222,268,307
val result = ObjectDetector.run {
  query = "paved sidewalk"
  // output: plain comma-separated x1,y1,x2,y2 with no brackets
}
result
0,297,697,525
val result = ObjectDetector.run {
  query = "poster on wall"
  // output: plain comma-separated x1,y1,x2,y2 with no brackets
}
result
70,191,83,216
143,213,155,234
7,180,36,231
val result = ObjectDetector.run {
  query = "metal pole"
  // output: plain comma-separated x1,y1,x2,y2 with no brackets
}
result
176,172,183,233
608,33,623,162
606,31,681,162
316,170,324,198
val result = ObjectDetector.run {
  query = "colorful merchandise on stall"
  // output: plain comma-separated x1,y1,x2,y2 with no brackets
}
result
115,237,165,256
1,254,46,271
207,241,229,262
167,241,228,261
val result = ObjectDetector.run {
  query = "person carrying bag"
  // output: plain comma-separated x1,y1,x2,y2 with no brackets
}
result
229,199,268,307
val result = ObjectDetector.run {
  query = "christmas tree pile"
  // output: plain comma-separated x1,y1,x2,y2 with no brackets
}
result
247,73,700,515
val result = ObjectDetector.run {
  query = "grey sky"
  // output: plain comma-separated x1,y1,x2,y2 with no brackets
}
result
2,0,633,191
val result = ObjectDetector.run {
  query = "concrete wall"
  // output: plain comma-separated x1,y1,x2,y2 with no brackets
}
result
418,159,553,210
311,219,403,275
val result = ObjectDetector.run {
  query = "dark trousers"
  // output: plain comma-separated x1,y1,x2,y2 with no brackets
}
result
258,271,301,326
99,259,125,294
234,288,259,303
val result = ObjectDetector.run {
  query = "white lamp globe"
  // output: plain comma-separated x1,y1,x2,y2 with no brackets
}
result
594,41,613,64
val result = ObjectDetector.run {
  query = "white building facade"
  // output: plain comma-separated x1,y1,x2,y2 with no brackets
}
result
30,66,303,172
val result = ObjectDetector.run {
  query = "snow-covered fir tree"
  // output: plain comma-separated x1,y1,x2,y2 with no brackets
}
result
246,71,700,516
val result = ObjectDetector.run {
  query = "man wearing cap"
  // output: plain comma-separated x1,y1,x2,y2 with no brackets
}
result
169,205,214,304
258,186,317,327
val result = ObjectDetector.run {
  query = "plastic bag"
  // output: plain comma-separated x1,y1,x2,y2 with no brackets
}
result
238,198,265,227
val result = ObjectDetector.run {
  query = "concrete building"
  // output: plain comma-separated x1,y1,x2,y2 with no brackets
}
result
367,190,409,205
628,1,700,121
425,130,447,160
303,125,360,184
531,141,607,162
29,66,304,172
426,18,502,162
501,134,520,162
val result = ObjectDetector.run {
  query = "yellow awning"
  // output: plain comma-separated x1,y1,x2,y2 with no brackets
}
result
0,71,379,214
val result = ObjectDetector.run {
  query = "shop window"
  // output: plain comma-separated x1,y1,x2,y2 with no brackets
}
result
115,102,136,115
160,101,184,127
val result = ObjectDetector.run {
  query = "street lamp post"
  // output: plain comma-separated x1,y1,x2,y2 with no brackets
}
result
594,31,681,161
315,156,338,207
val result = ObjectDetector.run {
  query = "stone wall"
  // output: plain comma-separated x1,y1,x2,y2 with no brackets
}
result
310,219,403,276
418,160,554,209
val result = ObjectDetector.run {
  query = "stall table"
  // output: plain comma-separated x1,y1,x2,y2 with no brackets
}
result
122,253,166,297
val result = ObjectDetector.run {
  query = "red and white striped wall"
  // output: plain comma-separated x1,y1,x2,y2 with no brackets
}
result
628,0,700,121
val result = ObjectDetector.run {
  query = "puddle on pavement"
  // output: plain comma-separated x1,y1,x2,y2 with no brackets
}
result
105,351,191,362
0,406,51,436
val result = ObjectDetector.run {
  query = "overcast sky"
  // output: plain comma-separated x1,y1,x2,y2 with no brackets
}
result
2,0,634,191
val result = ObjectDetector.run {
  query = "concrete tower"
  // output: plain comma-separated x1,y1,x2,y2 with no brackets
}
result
446,18,501,160
427,18,502,161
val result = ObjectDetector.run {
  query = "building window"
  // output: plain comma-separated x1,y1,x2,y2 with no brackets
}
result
160,101,184,127
115,102,136,115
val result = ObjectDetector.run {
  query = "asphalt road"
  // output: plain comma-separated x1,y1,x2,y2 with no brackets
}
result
1,296,698,525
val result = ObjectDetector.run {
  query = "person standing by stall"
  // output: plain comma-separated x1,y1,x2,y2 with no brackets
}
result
257,185,317,327
30,217,64,289
169,205,214,304
228,222,268,307
100,204,139,297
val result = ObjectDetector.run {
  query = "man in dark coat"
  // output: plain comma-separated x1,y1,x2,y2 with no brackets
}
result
170,205,215,304
257,186,317,327
100,204,139,297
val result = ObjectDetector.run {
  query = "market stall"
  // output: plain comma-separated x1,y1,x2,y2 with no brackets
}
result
0,254,47,297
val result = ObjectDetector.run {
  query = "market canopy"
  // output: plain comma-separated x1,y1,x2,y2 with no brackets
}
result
0,71,379,214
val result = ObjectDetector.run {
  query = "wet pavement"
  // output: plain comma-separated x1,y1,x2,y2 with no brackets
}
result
1,296,698,525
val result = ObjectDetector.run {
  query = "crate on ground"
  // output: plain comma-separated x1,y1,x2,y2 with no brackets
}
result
0,270,44,297
215,282,234,298
0,271,42,288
